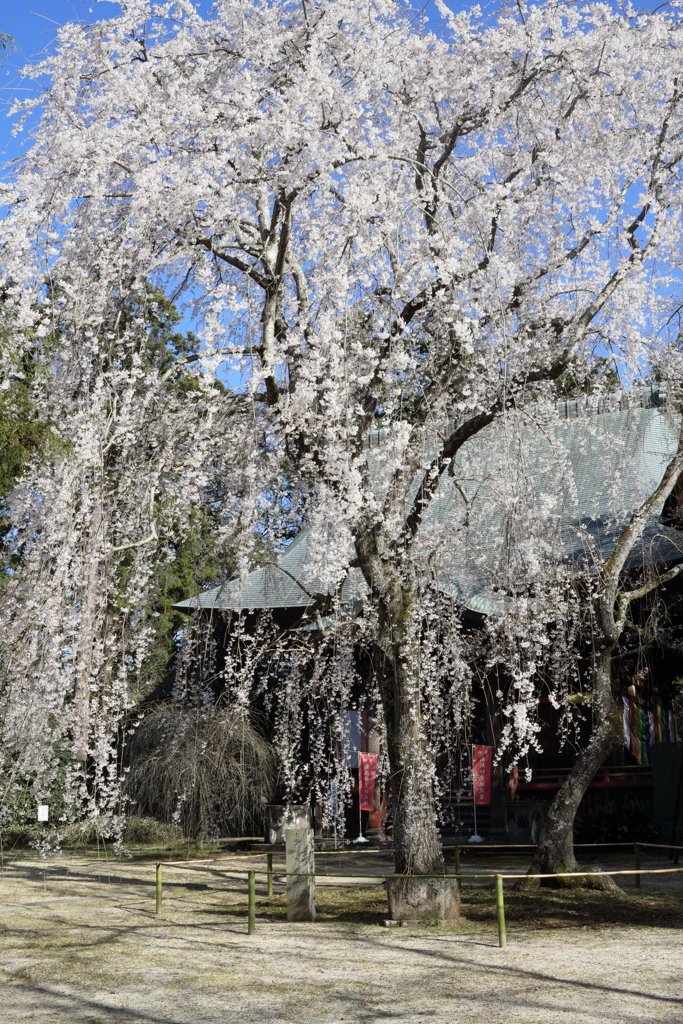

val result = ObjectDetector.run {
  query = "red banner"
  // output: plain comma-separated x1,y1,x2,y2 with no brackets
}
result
358,753,377,812
473,745,492,806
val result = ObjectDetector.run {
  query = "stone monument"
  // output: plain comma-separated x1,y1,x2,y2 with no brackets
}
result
285,828,316,922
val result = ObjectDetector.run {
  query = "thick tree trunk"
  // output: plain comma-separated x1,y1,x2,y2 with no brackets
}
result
379,649,443,876
519,649,622,890
364,568,459,920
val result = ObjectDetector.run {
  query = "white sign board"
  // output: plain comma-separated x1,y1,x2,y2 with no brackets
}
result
37,805,49,822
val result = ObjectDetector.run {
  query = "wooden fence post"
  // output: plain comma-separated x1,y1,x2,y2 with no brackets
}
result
248,870,256,935
155,863,162,915
495,875,506,948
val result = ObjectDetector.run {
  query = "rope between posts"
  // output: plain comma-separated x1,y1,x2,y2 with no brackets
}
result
149,839,683,867
500,867,683,879
180,867,683,879
153,865,683,879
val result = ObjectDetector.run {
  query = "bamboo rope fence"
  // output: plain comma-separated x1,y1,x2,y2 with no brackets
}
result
1,839,681,949
149,839,683,948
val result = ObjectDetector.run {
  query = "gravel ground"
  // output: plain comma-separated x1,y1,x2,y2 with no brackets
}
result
0,849,681,1024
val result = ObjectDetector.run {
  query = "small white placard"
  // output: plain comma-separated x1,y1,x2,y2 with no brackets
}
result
37,805,49,822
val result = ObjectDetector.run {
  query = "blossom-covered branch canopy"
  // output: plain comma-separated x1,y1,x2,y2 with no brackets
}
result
4,2,683,545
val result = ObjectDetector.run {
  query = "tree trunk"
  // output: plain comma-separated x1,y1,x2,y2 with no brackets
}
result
520,648,622,890
366,573,460,920
379,647,443,876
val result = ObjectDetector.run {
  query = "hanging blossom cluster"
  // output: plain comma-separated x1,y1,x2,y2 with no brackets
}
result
470,388,683,782
484,582,584,781
0,298,256,833
1,0,683,865
187,588,473,842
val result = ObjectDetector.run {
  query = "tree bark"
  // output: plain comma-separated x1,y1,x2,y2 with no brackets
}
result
356,528,458,918
520,647,622,891
377,615,461,919
378,636,443,877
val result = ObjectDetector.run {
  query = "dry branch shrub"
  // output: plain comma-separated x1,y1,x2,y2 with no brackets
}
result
125,703,275,840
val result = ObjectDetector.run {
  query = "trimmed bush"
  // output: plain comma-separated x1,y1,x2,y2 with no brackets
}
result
574,800,657,844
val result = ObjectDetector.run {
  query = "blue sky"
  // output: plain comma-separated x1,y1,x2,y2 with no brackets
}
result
0,0,663,164
0,1,221,162
0,0,452,162
1,2,119,163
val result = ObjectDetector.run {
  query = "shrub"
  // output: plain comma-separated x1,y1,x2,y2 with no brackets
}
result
121,815,183,846
574,799,657,844
124,702,275,841
0,814,184,850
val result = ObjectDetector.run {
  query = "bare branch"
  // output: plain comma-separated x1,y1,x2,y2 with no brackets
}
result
604,446,683,592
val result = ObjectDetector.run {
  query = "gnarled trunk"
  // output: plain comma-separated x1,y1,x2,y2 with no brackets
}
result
520,648,622,890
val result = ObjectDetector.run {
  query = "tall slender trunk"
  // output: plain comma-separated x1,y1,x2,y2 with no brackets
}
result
520,647,622,890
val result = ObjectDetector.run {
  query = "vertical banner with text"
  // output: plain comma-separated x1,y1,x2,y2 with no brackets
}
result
358,753,377,812
473,745,493,806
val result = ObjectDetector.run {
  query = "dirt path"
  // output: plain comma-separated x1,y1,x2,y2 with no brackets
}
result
0,851,681,1023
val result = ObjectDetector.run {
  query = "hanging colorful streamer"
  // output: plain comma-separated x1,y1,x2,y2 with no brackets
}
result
620,697,677,763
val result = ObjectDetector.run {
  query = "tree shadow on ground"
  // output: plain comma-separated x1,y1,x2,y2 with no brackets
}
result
231,885,389,924
464,886,683,929
229,883,683,929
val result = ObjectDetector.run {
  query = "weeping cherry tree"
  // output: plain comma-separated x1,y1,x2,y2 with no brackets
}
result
1,0,683,904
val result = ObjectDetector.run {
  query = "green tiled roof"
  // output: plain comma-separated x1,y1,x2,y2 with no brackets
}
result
176,385,683,617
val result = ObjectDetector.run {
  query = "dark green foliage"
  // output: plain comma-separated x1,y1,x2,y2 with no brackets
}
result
128,501,239,701
0,320,68,509
574,799,657,844
104,288,250,700
0,738,76,847
0,381,67,503
0,409,52,499
116,287,201,375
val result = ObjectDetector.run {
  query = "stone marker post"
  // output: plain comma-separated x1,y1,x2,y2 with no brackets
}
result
285,828,315,922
